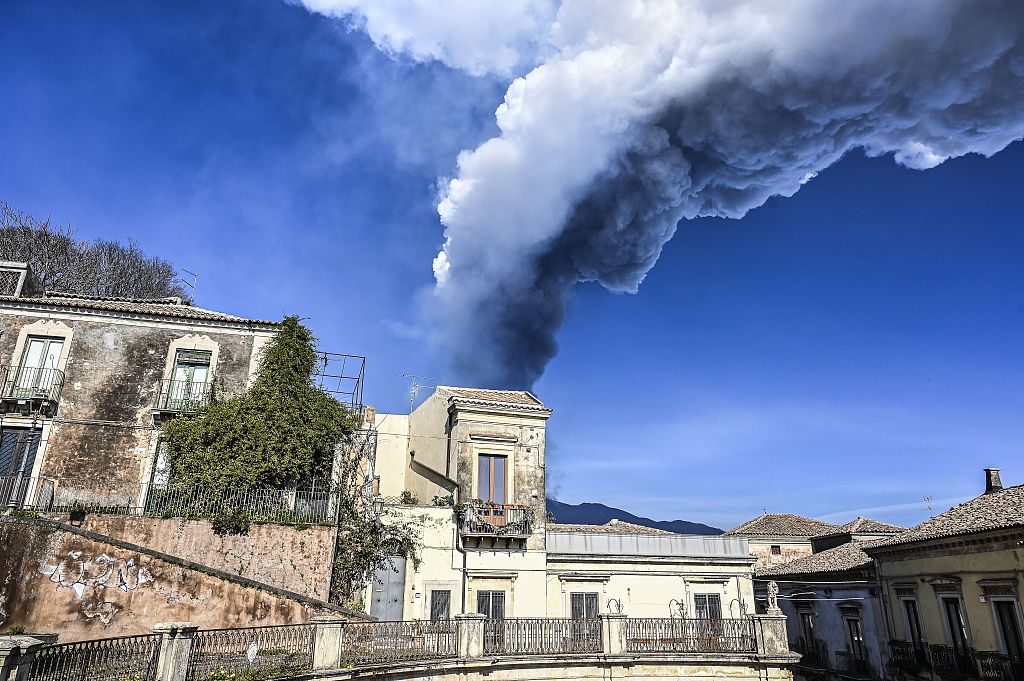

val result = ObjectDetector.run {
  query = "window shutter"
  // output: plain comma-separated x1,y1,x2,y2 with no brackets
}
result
430,590,451,621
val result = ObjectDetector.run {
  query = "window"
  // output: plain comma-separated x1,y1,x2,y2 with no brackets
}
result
0,428,40,475
902,598,923,645
148,440,171,489
799,611,816,643
14,336,64,397
478,454,506,504
166,349,211,410
477,590,505,619
845,616,865,658
430,590,452,621
571,592,599,619
942,597,969,652
770,545,782,555
994,600,1023,659
695,593,723,620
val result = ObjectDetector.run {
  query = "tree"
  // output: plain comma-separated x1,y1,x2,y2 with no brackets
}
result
0,201,189,299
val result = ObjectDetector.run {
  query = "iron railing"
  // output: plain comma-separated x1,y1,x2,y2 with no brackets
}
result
0,475,54,509
836,650,873,677
185,624,314,681
341,620,459,665
889,639,931,671
0,366,64,412
931,644,979,678
28,633,160,681
977,651,1023,681
624,618,756,654
482,618,601,656
458,502,534,537
141,484,338,524
793,636,830,667
155,379,212,413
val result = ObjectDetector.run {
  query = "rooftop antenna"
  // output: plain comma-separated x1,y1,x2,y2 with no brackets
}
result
180,268,198,304
924,496,933,514
398,372,434,414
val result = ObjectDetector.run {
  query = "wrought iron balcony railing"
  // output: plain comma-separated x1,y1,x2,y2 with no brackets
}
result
890,639,932,672
0,365,65,414
155,378,212,413
458,502,534,537
930,644,979,678
836,650,873,678
793,636,830,668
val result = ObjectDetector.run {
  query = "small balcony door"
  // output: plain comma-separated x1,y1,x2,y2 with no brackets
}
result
167,350,210,410
14,336,63,397
994,600,1024,659
477,454,507,525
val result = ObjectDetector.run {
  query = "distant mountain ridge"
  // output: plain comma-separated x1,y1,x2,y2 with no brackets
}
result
546,498,723,535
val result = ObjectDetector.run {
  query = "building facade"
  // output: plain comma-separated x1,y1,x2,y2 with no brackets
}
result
866,469,1024,681
368,387,758,623
725,513,845,570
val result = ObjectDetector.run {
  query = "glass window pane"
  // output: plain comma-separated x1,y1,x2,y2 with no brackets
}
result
21,339,45,368
479,456,491,501
493,456,505,503
42,339,63,368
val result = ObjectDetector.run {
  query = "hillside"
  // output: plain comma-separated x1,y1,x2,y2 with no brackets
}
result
546,498,723,535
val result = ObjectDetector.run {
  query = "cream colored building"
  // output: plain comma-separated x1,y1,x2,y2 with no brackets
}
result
366,387,756,622
865,468,1024,681
723,513,843,570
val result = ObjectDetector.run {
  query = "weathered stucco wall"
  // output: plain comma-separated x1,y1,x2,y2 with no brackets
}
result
0,308,269,507
0,519,334,642
748,540,813,571
50,514,335,601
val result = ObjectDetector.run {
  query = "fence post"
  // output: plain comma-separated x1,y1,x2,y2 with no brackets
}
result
312,615,347,670
153,621,199,681
455,613,486,658
600,613,627,655
0,636,46,681
750,614,791,657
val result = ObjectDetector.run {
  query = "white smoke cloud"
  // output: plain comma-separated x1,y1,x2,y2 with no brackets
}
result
301,0,1024,387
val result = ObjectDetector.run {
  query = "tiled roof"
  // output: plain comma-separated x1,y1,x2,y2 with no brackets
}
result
723,513,842,538
440,386,546,408
868,484,1024,549
548,519,676,536
837,517,904,535
0,291,277,326
756,541,875,577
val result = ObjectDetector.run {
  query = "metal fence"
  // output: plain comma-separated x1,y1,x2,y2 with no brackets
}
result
835,650,872,677
185,624,314,681
0,365,65,407
624,618,756,654
889,639,931,671
340,620,459,665
458,503,534,537
0,475,54,509
142,484,338,524
28,633,161,681
155,379,212,412
977,651,1024,681
930,644,980,677
483,618,602,655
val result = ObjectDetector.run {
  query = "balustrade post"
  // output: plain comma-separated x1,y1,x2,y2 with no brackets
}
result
750,614,791,657
599,613,627,655
0,636,46,681
153,621,199,681
312,616,347,670
455,613,486,658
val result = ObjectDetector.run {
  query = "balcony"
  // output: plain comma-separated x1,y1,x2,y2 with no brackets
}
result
889,639,932,673
793,636,830,668
0,365,64,416
458,502,534,538
931,644,981,678
152,378,212,422
835,650,873,678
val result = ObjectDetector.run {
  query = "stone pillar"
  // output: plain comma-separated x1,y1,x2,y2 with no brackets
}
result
600,613,627,655
751,614,791,657
455,613,486,658
312,616,348,670
153,621,200,681
0,636,46,681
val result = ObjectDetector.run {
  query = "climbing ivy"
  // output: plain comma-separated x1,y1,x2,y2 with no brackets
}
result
163,316,356,489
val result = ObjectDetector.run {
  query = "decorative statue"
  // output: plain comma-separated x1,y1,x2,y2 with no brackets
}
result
766,580,781,613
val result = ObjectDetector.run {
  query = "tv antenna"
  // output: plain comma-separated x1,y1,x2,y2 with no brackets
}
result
180,268,198,303
924,496,933,514
398,373,434,414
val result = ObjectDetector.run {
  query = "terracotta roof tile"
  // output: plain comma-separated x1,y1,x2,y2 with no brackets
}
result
868,484,1024,549
0,291,277,326
723,513,842,538
439,386,546,407
756,541,875,577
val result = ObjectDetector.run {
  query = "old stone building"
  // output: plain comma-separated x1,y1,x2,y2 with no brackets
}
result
0,260,277,510
724,513,843,570
369,387,757,622
865,468,1024,681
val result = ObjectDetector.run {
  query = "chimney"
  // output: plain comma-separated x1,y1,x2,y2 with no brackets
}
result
984,468,1003,494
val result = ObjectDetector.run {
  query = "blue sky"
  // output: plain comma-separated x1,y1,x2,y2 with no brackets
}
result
3,1,1022,530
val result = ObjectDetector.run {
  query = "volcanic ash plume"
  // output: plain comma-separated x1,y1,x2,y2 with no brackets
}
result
304,0,1024,388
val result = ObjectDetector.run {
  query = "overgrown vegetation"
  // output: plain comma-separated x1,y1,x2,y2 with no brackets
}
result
0,201,189,299
163,316,417,604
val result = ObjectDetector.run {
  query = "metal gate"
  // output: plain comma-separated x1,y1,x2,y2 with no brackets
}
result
370,556,406,621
